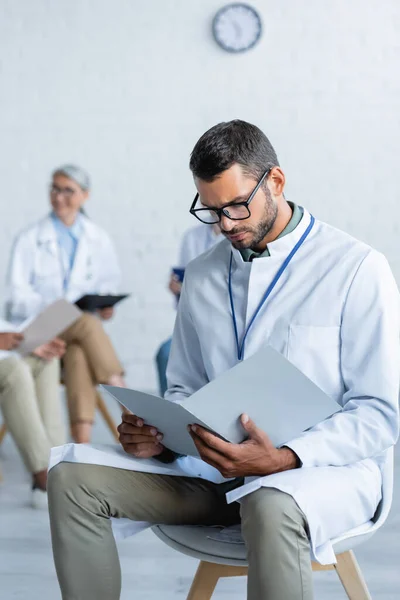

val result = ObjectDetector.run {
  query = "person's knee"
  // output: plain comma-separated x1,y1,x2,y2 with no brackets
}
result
70,312,100,336
48,462,93,507
49,462,115,522
79,312,96,324
3,357,31,387
241,487,306,538
48,463,76,495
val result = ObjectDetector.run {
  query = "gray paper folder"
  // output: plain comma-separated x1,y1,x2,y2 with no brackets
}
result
102,345,340,457
16,299,82,355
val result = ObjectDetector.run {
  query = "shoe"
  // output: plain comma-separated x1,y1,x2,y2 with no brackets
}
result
31,487,48,510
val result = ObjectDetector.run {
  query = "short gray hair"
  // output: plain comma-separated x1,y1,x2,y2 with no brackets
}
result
52,164,91,191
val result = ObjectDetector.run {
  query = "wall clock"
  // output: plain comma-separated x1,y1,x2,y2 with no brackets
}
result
212,4,262,53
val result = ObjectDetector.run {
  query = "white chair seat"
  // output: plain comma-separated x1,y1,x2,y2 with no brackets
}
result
153,520,376,567
154,525,248,566
152,451,393,599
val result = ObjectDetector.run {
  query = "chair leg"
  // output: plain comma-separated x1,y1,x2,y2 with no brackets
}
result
334,550,372,600
186,561,247,600
96,391,119,442
0,423,7,445
312,561,335,572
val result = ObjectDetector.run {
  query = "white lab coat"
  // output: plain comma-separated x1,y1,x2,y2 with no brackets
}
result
165,209,400,564
177,224,223,268
6,214,121,325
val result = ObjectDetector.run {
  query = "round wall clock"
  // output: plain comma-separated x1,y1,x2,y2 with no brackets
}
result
212,4,262,53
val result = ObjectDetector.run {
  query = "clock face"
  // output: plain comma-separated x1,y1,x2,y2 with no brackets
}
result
212,3,262,53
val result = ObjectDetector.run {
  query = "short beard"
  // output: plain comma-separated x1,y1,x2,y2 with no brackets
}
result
221,188,278,250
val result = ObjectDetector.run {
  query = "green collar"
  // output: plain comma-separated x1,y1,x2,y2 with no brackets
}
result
239,203,303,262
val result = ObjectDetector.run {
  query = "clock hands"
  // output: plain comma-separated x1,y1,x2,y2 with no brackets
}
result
233,20,242,42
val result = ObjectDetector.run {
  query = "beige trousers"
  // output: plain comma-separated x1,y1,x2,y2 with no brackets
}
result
0,355,65,473
48,462,313,600
60,313,123,425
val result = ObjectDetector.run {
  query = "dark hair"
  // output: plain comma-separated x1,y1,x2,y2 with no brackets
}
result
189,120,279,182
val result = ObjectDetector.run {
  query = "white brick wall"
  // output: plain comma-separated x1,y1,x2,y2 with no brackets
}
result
1,0,399,388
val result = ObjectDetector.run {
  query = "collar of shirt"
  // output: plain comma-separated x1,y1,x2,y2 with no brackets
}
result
239,202,303,262
50,212,84,282
50,212,84,241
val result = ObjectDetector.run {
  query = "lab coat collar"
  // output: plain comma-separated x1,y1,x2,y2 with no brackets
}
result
231,207,314,268
80,214,99,241
37,216,58,243
38,213,98,243
51,211,84,241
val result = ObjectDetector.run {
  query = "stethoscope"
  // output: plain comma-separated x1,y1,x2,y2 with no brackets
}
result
36,237,93,290
228,214,315,361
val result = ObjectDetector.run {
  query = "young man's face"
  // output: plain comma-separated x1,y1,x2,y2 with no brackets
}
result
194,163,284,250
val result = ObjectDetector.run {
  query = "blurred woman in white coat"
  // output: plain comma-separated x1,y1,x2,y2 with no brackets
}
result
6,165,125,443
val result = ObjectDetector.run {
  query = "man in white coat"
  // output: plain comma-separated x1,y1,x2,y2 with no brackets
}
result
48,120,399,600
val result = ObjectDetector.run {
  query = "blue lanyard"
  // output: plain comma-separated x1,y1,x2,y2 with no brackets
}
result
228,215,315,361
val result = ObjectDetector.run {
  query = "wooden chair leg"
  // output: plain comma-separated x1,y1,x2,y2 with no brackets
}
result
0,423,7,445
185,553,370,600
312,561,335,572
96,391,119,442
186,562,247,600
334,550,372,600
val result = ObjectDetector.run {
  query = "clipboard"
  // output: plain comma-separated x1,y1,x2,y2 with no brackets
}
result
75,294,129,312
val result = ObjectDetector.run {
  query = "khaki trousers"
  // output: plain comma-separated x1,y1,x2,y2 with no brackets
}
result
48,462,313,600
0,355,65,473
60,313,123,424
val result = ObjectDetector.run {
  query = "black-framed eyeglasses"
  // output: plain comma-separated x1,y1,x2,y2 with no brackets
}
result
189,167,271,225
50,184,77,199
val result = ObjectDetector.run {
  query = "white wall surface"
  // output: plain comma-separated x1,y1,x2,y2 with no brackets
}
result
0,0,399,388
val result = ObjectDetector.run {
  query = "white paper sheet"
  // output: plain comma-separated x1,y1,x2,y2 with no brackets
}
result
49,443,229,484
49,442,232,540
16,299,81,355
102,345,340,456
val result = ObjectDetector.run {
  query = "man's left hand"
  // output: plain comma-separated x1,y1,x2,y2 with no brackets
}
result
189,414,298,479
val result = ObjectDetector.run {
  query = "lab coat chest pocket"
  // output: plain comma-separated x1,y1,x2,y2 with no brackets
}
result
287,325,342,398
34,243,60,280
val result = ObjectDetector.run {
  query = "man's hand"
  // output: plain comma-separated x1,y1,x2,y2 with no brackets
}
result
98,307,114,320
118,413,165,458
189,414,299,479
0,332,24,351
33,337,66,361
168,275,182,297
